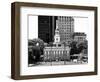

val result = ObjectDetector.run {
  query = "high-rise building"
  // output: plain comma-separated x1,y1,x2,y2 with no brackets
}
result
57,16,74,45
38,16,53,43
38,16,57,43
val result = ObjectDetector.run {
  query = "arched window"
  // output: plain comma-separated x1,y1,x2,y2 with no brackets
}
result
47,51,49,55
62,51,63,54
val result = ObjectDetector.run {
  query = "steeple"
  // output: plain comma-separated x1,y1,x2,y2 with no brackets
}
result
54,20,60,44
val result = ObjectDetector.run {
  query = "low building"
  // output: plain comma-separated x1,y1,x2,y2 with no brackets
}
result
44,46,70,61
73,32,86,42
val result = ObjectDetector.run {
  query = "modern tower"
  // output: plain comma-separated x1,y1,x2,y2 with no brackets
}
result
38,16,53,43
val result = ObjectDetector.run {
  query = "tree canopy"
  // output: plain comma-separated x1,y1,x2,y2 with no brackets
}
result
70,41,88,55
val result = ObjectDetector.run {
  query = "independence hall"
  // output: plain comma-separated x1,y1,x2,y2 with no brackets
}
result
42,16,73,61
38,16,87,62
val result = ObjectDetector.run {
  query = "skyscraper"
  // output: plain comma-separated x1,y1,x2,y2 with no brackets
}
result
38,16,53,43
38,16,57,43
57,16,74,45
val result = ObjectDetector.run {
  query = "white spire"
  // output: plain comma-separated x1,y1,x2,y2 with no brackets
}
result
56,20,58,29
54,19,60,44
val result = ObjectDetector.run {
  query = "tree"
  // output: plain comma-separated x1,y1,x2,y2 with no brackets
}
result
69,40,88,62
70,41,78,55
31,38,44,47
32,46,41,64
77,40,88,54
28,46,34,64
62,42,67,64
28,38,45,64
28,40,36,46
31,38,44,54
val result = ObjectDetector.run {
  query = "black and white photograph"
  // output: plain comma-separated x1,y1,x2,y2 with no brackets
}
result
28,15,88,67
11,2,97,79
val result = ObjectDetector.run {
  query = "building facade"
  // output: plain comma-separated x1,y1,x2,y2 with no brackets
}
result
38,16,58,43
44,46,70,61
73,32,86,42
43,21,70,61
57,16,74,45
38,16,53,43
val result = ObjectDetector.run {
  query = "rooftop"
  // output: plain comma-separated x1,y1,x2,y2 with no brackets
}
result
73,32,86,36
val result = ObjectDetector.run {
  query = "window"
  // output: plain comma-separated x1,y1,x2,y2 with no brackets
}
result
45,51,46,55
56,51,58,54
54,51,55,54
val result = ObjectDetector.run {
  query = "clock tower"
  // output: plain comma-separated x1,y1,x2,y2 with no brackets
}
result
54,20,60,44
